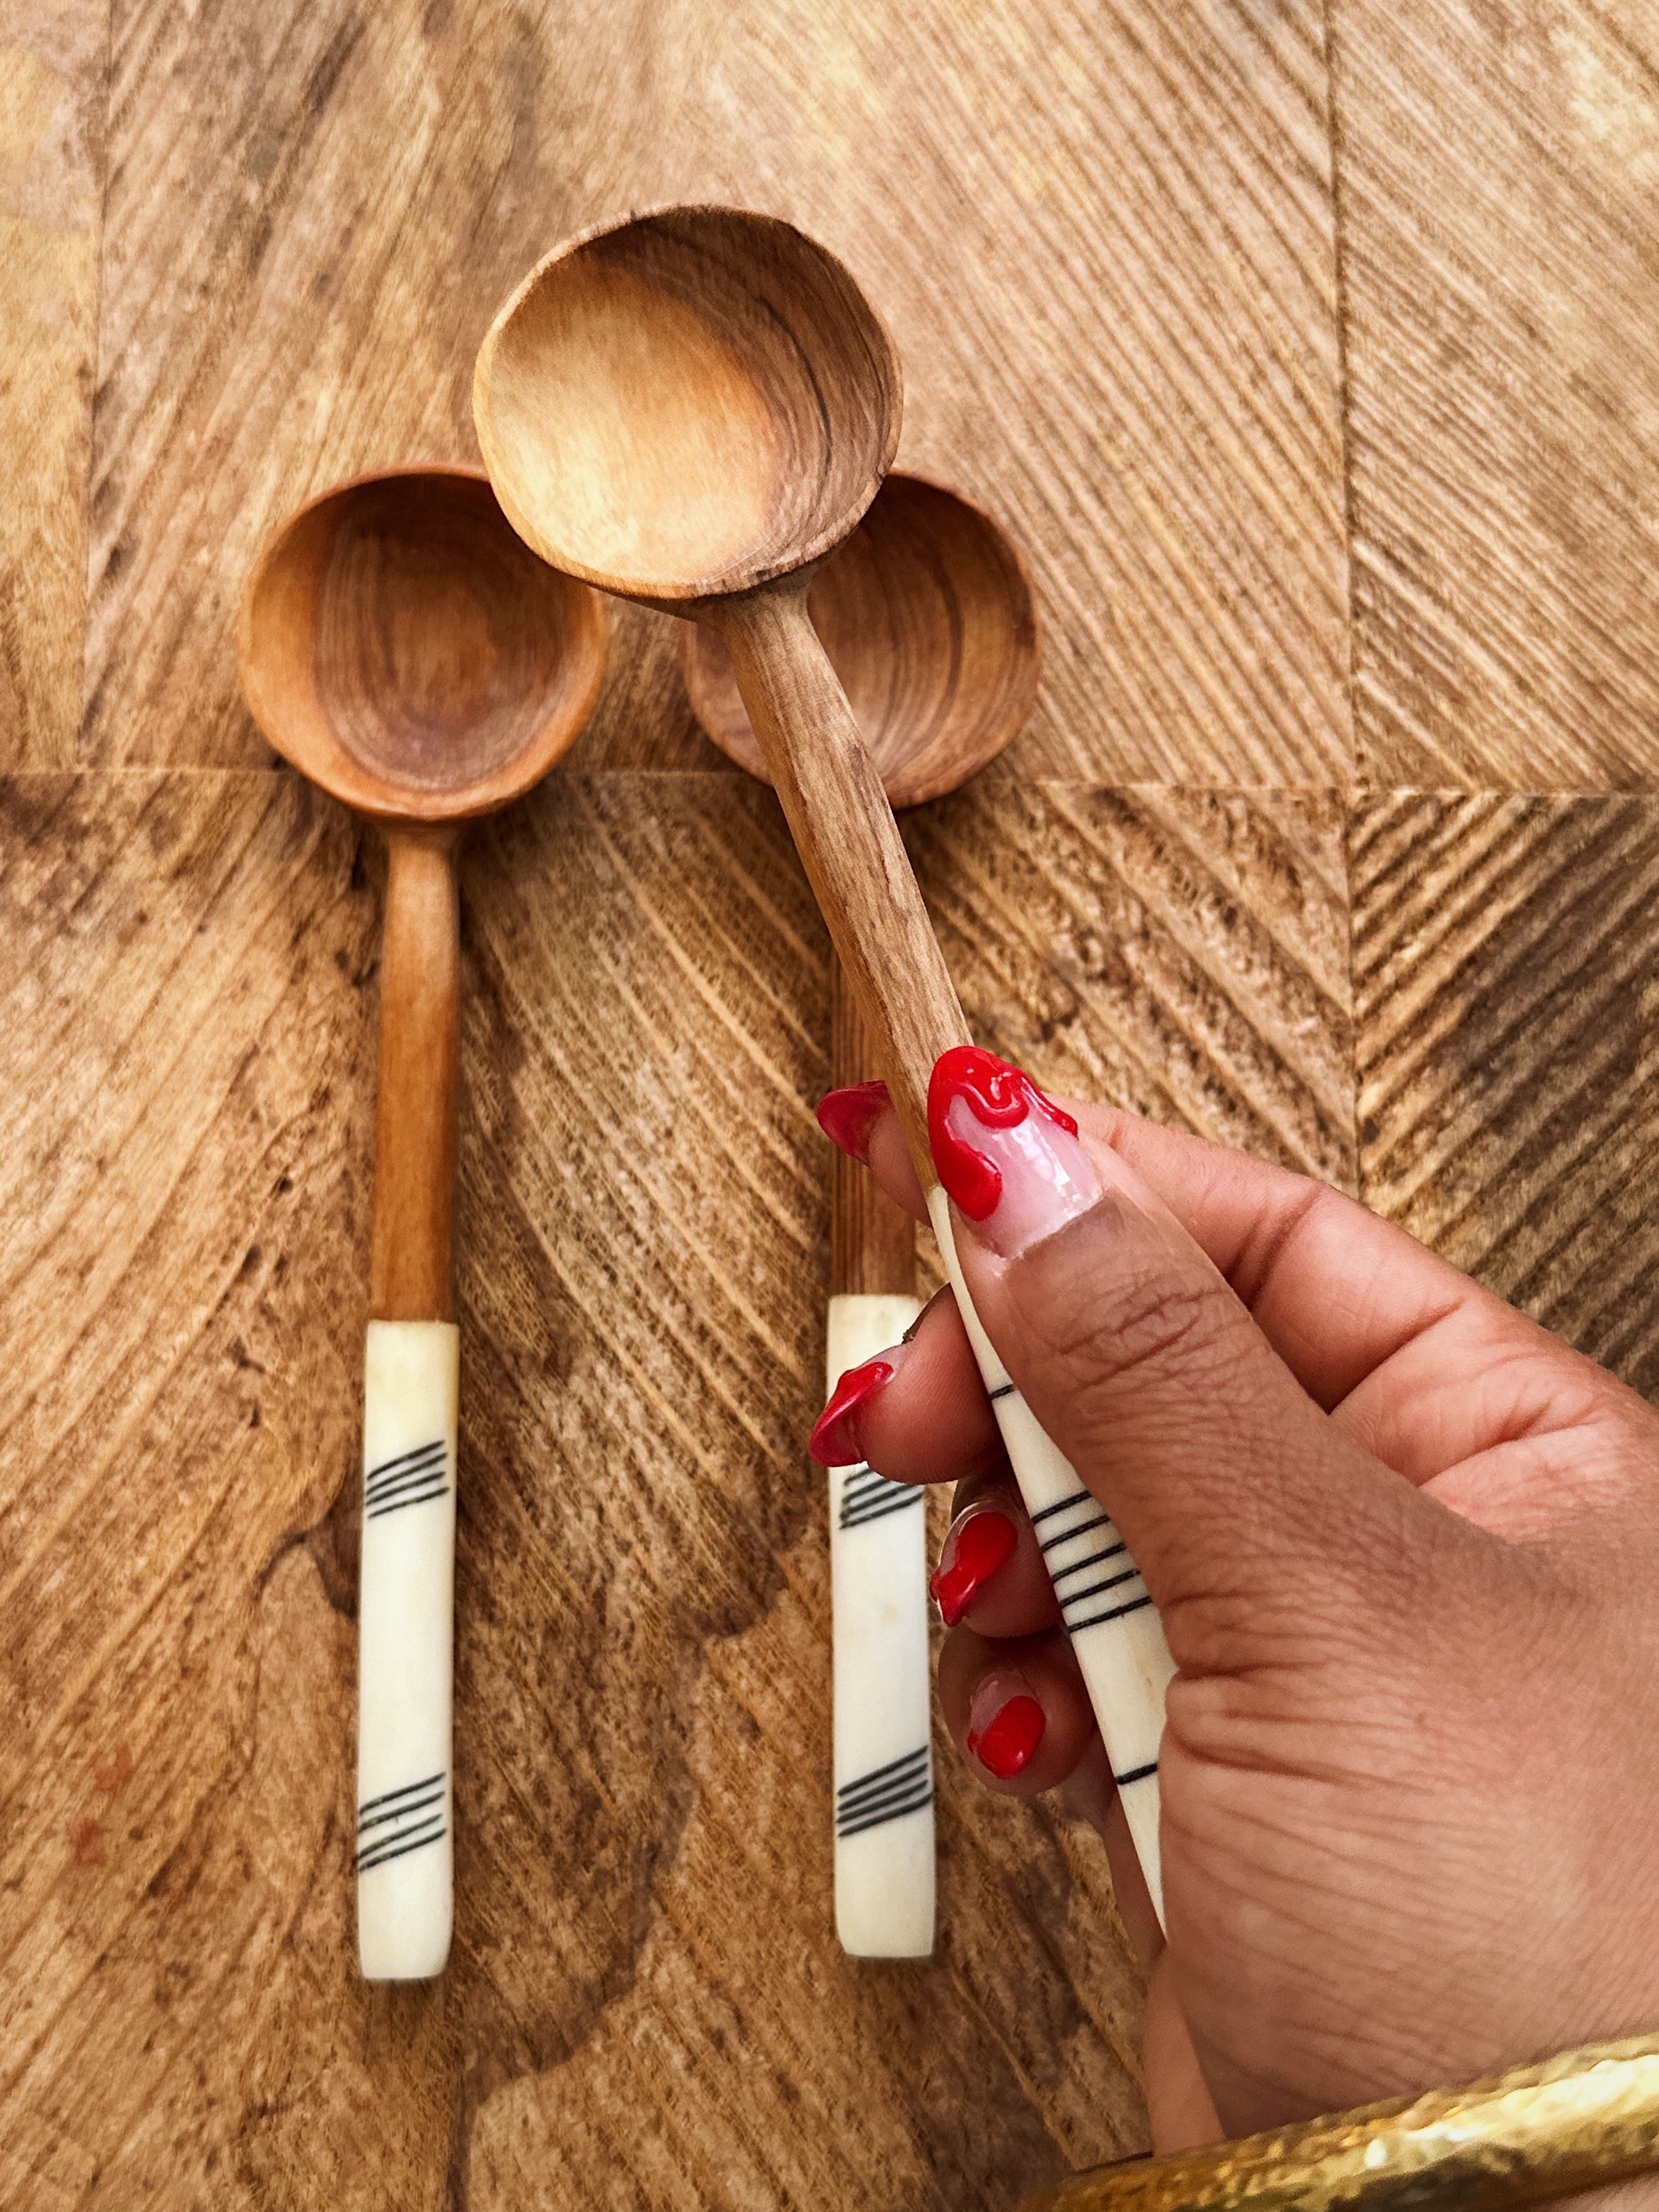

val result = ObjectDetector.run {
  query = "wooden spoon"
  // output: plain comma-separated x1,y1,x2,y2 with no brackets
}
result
680,472,1040,1955
238,464,607,1979
473,206,1175,1923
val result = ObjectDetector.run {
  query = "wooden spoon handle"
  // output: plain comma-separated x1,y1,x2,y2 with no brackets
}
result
825,966,933,1957
721,588,1175,1925
370,831,460,1323
718,586,968,1166
359,829,462,1978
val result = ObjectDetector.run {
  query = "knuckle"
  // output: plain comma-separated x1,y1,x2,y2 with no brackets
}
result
1040,1246,1242,1398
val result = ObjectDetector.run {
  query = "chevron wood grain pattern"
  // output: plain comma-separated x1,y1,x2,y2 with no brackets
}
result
78,0,1349,785
10,770,1285,2208
1352,794,1659,1396
1331,0,1659,787
912,781,1355,1193
0,0,106,768
7,1,1659,2207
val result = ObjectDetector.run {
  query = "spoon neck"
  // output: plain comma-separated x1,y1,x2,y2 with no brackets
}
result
713,582,970,1179
383,821,464,867
698,574,814,639
370,832,461,1324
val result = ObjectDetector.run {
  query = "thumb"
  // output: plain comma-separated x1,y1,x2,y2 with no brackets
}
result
927,1048,1453,1667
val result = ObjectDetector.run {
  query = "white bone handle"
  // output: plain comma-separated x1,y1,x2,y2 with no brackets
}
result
357,1318,458,1979
927,1190,1175,1925
826,1291,934,1957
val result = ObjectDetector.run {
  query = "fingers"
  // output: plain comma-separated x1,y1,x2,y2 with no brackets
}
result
808,1284,1001,1484
816,1078,927,1221
923,1048,1463,1661
817,1075,1543,1423
931,1470,1061,1635
937,1624,1097,1795
1075,1108,1485,1413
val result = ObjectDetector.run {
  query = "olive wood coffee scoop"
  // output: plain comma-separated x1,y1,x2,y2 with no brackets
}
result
681,472,1040,1955
473,205,1176,1922
239,465,607,1977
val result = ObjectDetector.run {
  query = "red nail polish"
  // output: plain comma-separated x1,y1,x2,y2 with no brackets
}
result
928,1046,1077,1221
967,1692,1046,1780
809,1357,894,1466
816,1079,892,1165
930,1509,1018,1626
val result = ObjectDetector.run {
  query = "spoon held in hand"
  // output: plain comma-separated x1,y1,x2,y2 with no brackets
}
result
474,206,1175,1922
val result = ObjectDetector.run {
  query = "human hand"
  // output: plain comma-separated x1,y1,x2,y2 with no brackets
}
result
810,1050,1659,2152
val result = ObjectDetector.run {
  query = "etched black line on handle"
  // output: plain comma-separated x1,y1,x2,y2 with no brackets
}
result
357,1784,444,1836
1059,1566,1143,1611
838,1463,924,1531
366,1441,446,1480
1068,1592,1155,1633
1114,1760,1159,1788
358,1772,443,1817
365,1462,445,1505
836,1746,932,1838
357,1818,445,1874
364,1439,449,1521
1051,1543,1127,1585
366,1483,449,1521
988,1383,1015,1403
357,1770,447,1873
1040,1511,1111,1554
1030,1491,1093,1527
1030,1488,1153,1637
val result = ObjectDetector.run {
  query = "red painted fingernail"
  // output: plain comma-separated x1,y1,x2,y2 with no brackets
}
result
816,1079,892,1164
928,1045,1095,1257
930,1509,1018,1626
809,1356,894,1467
967,1689,1046,1780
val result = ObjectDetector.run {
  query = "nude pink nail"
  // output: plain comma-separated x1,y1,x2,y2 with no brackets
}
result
928,1046,1098,1257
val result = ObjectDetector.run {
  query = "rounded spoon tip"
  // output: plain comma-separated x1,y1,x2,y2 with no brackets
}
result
239,462,608,826
473,204,902,607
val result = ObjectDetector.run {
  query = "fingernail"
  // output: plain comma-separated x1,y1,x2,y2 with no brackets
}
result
809,1353,896,1466
900,1283,950,1345
928,1046,1097,1259
930,1508,1018,1626
966,1680,1046,1780
816,1079,892,1164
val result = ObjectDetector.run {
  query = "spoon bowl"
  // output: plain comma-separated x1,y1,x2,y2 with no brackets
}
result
474,206,900,603
679,473,1039,808
239,463,607,817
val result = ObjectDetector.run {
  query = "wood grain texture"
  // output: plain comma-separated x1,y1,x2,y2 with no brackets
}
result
1331,0,1659,787
371,832,460,1321
475,207,901,603
0,0,105,767
83,0,1349,783
1353,794,1659,1396
12,769,1287,2207
15,0,1659,2204
913,782,1357,1194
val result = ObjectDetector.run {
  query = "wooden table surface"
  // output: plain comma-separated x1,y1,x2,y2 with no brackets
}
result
4,0,1658,2205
